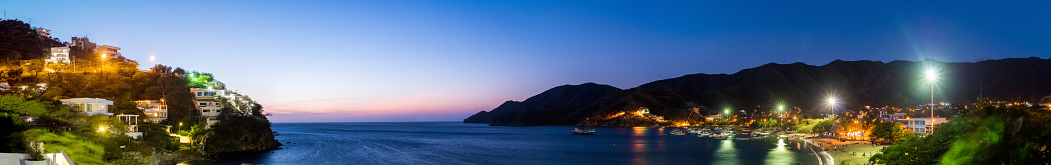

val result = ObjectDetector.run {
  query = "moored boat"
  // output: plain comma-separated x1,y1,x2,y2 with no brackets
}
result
669,129,686,135
572,128,596,135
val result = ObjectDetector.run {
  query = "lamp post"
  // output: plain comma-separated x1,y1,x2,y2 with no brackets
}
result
826,97,838,118
826,97,837,136
925,69,938,135
778,105,784,130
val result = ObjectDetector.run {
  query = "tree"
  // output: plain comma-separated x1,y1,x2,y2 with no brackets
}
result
871,101,1051,164
813,119,834,135
185,71,215,88
869,121,911,144
0,112,28,152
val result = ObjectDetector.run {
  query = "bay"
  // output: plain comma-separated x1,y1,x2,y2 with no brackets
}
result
182,122,823,165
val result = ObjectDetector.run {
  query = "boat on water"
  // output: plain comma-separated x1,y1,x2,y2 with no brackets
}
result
687,127,703,134
697,132,711,137
572,128,596,135
710,131,733,140
669,129,686,135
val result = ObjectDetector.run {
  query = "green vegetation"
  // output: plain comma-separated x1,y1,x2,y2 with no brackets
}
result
25,129,106,164
185,71,216,88
749,119,779,129
0,19,278,164
791,118,834,134
868,121,911,144
870,101,1051,164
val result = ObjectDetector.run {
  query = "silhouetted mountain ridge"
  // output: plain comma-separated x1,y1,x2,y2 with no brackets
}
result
466,57,1051,126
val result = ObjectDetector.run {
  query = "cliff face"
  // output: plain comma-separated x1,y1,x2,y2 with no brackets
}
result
466,57,1051,126
203,115,282,155
464,83,620,126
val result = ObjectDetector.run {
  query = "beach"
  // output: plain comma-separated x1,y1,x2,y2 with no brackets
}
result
802,137,884,165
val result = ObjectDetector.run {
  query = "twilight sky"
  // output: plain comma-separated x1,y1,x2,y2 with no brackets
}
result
4,1,1051,122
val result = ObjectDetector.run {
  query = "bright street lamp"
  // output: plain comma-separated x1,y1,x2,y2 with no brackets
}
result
826,96,838,118
924,68,938,135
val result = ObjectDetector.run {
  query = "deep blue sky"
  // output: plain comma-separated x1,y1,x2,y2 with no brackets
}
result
3,1,1050,122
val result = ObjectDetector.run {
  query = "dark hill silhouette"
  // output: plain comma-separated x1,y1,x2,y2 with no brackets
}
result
466,57,1051,126
464,82,620,126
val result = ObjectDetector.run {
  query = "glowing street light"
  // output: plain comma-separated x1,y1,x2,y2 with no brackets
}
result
827,97,837,108
826,96,838,118
98,126,106,133
924,67,939,135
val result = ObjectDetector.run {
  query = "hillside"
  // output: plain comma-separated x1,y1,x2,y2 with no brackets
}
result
464,83,620,126
466,57,1051,126
0,19,280,163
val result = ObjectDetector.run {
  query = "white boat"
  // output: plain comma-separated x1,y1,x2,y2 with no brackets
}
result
572,128,596,135
697,132,711,137
687,128,703,134
669,129,686,135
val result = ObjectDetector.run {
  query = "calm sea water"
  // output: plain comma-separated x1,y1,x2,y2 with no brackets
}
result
182,122,825,165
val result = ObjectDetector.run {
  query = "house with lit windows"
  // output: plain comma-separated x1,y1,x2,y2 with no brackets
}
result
896,117,947,135
46,47,70,64
59,98,114,116
191,87,224,126
135,100,168,123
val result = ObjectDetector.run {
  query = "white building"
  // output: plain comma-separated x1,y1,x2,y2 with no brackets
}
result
34,27,51,36
705,114,723,121
196,99,222,118
71,37,96,51
896,117,948,135
46,47,71,64
117,114,142,139
0,151,75,165
196,99,223,127
191,87,254,116
191,87,225,127
135,100,168,123
59,98,114,115
880,113,906,122
97,45,121,57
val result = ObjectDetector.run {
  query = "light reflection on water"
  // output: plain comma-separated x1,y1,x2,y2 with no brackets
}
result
184,123,819,165
766,138,797,164
712,135,737,164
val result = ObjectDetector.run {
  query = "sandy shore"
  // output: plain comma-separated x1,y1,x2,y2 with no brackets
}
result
801,137,884,165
